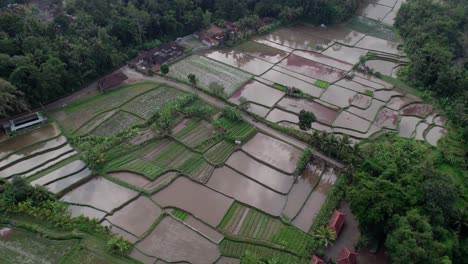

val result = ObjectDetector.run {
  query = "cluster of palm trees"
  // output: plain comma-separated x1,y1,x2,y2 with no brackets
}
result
308,131,361,164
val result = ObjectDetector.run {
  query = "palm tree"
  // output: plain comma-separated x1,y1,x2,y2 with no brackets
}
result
313,226,337,248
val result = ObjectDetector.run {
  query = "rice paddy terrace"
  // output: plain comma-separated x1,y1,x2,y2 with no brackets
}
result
0,1,448,263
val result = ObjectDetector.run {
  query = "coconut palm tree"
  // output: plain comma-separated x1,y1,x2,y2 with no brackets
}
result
313,226,337,248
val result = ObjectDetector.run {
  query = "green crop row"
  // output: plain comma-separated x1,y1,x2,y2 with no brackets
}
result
172,209,188,220
314,80,329,89
272,83,288,91
226,122,256,142
204,140,236,165
271,226,314,256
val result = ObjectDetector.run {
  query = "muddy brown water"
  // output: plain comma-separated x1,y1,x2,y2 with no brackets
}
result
67,204,107,220
282,160,326,220
277,97,338,125
357,2,392,21
202,50,274,76
374,107,399,129
425,126,446,146
355,36,401,55
386,96,415,110
0,123,60,159
263,26,334,51
319,85,357,108
152,177,233,227
261,69,323,97
322,44,368,65
61,177,139,213
31,160,86,186
278,54,345,83
293,50,353,71
136,217,220,264
292,166,337,232
242,133,302,174
235,41,289,64
266,108,299,124
398,116,422,138
208,166,286,216
333,111,371,133
226,151,294,194
107,196,162,237
401,103,433,118
303,25,366,46
229,80,284,107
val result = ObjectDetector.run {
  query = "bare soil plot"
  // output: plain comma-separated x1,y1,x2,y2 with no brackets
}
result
152,177,233,227
61,177,139,213
319,85,357,108
282,160,325,220
261,69,323,97
398,116,423,138
234,41,289,64
278,54,345,83
266,108,299,124
121,87,185,120
107,196,162,237
322,44,368,65
332,111,371,133
45,168,92,194
67,204,107,220
425,126,446,146
277,97,339,125
31,160,86,186
400,103,433,118
208,166,286,216
202,50,274,76
433,116,447,127
347,99,386,122
293,50,353,71
292,167,337,232
229,80,284,107
374,107,399,129
355,35,402,55
242,133,302,174
136,217,220,264
169,55,252,97
357,2,392,21
0,123,60,159
91,111,144,137
226,151,294,193
262,25,334,51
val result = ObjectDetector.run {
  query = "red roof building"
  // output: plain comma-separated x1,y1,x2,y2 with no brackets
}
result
328,210,346,236
311,255,325,264
337,247,357,264
98,70,128,92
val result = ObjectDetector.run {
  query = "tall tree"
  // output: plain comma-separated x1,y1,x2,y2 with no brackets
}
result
0,78,27,118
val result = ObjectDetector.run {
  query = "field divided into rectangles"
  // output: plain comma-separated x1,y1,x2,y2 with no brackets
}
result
169,55,252,97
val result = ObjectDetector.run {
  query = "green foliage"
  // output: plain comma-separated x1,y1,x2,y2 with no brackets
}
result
187,73,197,86
364,90,374,97
0,78,27,118
160,64,169,76
209,82,227,98
298,110,316,130
272,83,288,91
314,80,329,89
172,209,188,220
294,147,313,176
205,140,236,165
225,122,256,142
106,235,131,255
222,106,243,122
312,226,336,248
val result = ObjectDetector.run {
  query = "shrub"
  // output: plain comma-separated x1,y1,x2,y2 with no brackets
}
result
106,234,131,255
294,147,313,176
222,106,242,122
364,90,374,97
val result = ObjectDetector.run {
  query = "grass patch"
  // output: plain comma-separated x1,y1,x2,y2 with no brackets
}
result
172,209,189,220
314,80,329,89
345,16,398,42
365,90,374,97
272,83,288,91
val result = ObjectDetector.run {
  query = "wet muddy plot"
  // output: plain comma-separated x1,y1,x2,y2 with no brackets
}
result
365,59,399,76
252,38,295,53
304,25,366,46
242,133,302,174
355,36,402,55
433,116,446,127
208,166,286,216
333,111,371,133
319,85,357,108
334,125,380,139
382,11,397,25
202,50,274,76
108,171,151,189
107,196,162,237
0,123,60,159
374,107,399,129
183,216,224,244
234,41,289,64
373,89,402,102
262,26,334,51
400,103,433,118
229,80,284,107
248,103,271,118
414,122,430,141
226,151,294,194
136,217,220,264
398,116,422,138
351,94,373,109
130,249,157,264
61,177,138,213
278,54,345,83
357,2,392,21
45,168,92,194
292,167,337,232
31,160,86,186
335,79,375,94
347,99,386,122
152,177,233,227
67,205,107,220
322,44,368,65
387,96,416,110
282,160,326,220
266,108,299,124
354,72,394,89
425,126,446,146
370,0,398,7
261,69,323,97
277,97,339,125
293,50,353,71
311,122,335,133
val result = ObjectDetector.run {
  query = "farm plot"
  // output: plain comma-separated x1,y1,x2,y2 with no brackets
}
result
261,69,323,97
44,168,92,194
319,85,357,108
67,205,107,220
105,154,164,180
168,55,252,97
355,35,402,55
0,228,78,264
152,177,233,227
219,240,307,263
229,80,285,108
293,50,353,71
150,141,205,175
57,82,157,132
202,50,274,76
357,2,392,21
174,119,217,149
278,54,345,83
332,111,372,133
277,97,338,125
225,121,257,142
233,41,289,64
205,140,236,165
346,16,398,41
219,203,313,256
122,86,185,120
91,111,144,137
266,108,299,124
261,25,334,51
31,160,86,186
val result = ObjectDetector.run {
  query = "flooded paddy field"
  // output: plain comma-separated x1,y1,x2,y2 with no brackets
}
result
261,25,334,51
229,80,284,107
277,97,338,125
234,41,289,63
278,54,345,83
261,69,323,97
319,85,357,108
202,49,274,76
